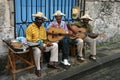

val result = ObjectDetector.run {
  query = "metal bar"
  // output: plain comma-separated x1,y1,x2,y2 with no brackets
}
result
71,0,73,7
53,0,55,20
40,0,42,12
75,0,77,5
45,0,46,16
19,25,25,37
64,0,67,20
71,0,73,21
49,0,51,21
31,0,34,21
61,0,63,11
68,0,71,21
14,0,16,38
80,0,83,17
20,0,22,22
78,0,79,5
36,0,37,13
57,0,59,10
83,0,86,15
26,0,28,22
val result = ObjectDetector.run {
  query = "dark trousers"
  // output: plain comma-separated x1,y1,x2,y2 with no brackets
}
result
59,36,70,61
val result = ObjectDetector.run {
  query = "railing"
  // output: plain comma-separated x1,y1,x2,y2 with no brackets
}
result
14,0,85,37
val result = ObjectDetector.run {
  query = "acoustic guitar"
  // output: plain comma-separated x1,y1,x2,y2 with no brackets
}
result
68,25,106,39
68,27,87,39
47,27,67,42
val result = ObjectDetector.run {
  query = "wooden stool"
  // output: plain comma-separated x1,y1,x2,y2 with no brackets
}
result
70,42,86,57
6,46,35,80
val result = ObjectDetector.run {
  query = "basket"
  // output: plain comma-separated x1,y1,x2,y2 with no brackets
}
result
11,42,22,48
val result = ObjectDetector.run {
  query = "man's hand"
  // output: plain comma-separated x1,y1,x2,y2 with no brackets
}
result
88,33,99,39
44,41,53,47
39,46,46,51
46,42,53,47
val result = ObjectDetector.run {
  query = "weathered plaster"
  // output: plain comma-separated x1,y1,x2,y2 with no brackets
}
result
85,1,120,44
0,0,14,55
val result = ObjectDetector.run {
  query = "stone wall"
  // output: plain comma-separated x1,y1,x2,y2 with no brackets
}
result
0,0,14,55
85,0,120,44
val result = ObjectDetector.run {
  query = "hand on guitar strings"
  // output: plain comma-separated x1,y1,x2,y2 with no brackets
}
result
68,33,76,37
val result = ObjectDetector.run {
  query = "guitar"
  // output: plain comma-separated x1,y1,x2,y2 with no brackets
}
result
47,27,67,42
68,27,87,39
68,25,106,39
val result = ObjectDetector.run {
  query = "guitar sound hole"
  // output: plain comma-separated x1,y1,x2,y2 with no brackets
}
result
58,33,62,36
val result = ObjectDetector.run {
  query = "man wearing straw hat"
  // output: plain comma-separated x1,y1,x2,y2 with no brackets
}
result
71,12,98,62
47,10,71,67
26,12,60,77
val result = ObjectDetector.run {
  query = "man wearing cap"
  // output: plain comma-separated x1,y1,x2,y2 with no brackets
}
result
47,10,71,66
26,12,60,77
70,13,98,62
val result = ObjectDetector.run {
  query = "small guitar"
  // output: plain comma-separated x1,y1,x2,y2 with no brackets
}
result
47,27,67,42
68,25,106,39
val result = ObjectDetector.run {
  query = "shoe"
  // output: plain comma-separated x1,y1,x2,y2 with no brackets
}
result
35,69,41,77
77,56,85,62
61,59,71,66
89,55,96,60
47,63,61,69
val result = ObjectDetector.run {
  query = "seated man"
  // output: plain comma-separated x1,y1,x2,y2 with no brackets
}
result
47,10,71,66
26,12,60,77
70,13,98,62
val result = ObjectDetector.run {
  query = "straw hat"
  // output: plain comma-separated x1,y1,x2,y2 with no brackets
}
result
53,10,65,16
81,13,93,21
72,6,80,19
32,12,47,20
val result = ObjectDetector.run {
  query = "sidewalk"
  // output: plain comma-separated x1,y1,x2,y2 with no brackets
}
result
0,41,120,80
